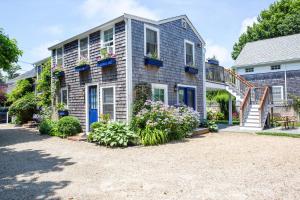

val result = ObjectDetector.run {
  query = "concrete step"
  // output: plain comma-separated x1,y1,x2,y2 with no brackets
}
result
240,126,263,131
249,111,259,116
247,115,260,120
245,119,259,123
244,122,261,127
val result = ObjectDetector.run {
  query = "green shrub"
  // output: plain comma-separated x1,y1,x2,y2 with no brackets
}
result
8,93,37,124
132,83,152,115
89,122,137,147
39,119,60,136
140,127,168,146
7,79,34,103
201,120,218,132
90,121,106,132
57,116,82,138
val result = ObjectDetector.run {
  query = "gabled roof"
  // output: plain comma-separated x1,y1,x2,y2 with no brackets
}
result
6,68,36,84
234,34,300,67
49,14,205,50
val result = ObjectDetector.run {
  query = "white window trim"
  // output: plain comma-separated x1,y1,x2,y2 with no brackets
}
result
101,26,115,54
176,84,197,110
144,24,160,58
85,83,100,133
78,36,90,61
272,85,284,102
245,67,254,73
100,85,116,121
56,46,64,68
60,87,69,108
184,39,195,66
151,83,168,105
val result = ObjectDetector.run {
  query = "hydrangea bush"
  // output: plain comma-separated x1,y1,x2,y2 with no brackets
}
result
131,100,200,145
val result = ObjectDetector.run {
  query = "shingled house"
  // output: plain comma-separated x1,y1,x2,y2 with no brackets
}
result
48,14,206,132
234,34,300,104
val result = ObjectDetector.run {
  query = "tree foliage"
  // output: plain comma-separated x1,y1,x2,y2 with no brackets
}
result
0,28,22,70
232,0,300,60
36,59,51,107
5,64,21,80
7,78,34,103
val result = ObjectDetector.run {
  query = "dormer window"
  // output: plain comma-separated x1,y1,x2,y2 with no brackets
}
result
144,25,160,58
79,37,89,60
271,65,281,70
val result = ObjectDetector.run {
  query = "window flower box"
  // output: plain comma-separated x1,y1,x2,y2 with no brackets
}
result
75,64,90,72
144,57,163,68
58,110,69,117
185,66,198,74
97,57,116,68
53,70,65,78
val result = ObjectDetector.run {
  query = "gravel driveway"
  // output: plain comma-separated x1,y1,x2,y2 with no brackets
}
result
0,125,300,200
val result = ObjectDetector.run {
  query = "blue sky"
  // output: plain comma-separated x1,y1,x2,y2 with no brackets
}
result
0,0,275,72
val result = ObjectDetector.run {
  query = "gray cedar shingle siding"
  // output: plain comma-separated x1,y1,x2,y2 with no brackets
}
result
52,21,127,131
131,19,205,118
242,69,300,98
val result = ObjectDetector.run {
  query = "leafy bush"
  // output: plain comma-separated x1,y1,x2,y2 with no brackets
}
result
7,79,34,103
132,101,200,145
36,59,51,107
57,116,82,138
39,119,57,135
201,120,218,132
89,122,137,147
132,83,152,115
207,110,225,120
8,93,37,124
139,127,168,146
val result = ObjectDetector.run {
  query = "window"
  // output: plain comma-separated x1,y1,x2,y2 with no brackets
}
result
101,87,115,120
60,87,68,107
151,84,168,104
101,28,114,54
272,86,283,103
184,40,195,66
271,65,281,70
56,47,63,68
245,67,254,73
144,25,159,58
79,37,89,60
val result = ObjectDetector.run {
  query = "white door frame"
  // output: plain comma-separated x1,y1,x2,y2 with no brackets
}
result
176,84,197,110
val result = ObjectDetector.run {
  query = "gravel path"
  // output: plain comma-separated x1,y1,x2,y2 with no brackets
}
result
0,125,300,200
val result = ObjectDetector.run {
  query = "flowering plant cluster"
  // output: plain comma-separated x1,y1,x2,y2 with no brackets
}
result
132,100,200,144
77,56,90,66
98,48,116,61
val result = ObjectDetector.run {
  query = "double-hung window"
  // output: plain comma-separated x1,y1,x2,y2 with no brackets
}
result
184,40,195,66
79,37,89,60
144,25,159,58
272,86,283,103
101,87,115,120
56,47,63,68
102,28,114,54
245,67,254,73
151,84,168,104
271,65,281,70
60,87,68,108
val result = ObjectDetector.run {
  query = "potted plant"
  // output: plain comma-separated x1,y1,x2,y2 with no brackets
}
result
144,51,163,67
75,57,90,72
97,48,116,68
57,103,69,117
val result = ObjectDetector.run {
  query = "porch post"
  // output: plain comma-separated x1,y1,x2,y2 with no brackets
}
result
228,94,233,125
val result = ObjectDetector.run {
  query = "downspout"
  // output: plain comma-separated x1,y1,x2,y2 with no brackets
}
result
202,47,207,120
284,65,287,101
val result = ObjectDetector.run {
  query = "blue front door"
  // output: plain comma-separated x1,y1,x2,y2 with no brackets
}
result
88,85,98,129
178,87,196,109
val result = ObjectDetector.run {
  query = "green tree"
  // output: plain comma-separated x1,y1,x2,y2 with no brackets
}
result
0,28,22,70
232,0,300,60
36,59,51,107
7,79,34,103
5,64,21,80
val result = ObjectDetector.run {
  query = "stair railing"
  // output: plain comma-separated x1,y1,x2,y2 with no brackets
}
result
240,88,251,126
258,86,272,128
223,68,255,97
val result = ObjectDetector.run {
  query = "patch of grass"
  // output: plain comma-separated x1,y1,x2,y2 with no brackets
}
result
215,120,240,125
256,132,300,138
297,122,300,127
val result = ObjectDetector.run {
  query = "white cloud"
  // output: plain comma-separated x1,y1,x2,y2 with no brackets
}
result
44,25,64,36
29,40,59,61
206,40,233,67
80,0,159,20
240,17,257,34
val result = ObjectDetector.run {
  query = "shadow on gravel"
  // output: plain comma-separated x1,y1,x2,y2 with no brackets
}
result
0,128,50,147
0,128,75,199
